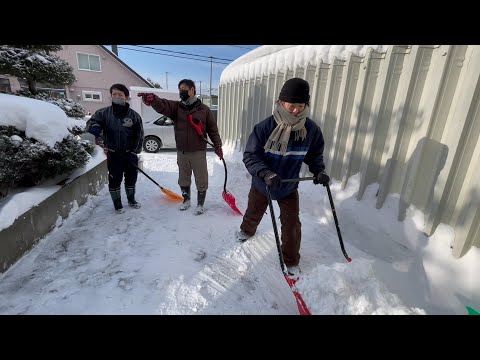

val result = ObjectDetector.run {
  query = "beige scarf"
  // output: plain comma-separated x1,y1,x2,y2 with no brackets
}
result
264,102,308,155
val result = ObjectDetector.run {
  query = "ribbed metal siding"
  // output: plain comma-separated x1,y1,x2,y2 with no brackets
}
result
218,45,480,258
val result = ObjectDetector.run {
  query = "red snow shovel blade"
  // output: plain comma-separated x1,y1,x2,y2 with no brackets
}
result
222,190,243,215
284,275,311,315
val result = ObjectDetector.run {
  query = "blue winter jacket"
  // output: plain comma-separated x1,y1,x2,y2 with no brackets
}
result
243,115,325,200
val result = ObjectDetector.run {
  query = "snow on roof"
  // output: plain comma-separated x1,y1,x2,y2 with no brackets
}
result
220,45,390,84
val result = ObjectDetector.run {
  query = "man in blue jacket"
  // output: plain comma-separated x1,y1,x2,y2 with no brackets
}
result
237,78,330,275
86,84,144,214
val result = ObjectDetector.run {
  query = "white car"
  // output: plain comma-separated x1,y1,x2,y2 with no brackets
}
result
142,115,176,152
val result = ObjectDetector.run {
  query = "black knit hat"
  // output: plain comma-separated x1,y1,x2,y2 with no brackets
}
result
278,78,310,104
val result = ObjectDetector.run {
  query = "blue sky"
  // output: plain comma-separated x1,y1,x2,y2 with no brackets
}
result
107,45,260,96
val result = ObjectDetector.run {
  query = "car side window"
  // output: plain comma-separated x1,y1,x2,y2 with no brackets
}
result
153,117,165,126
153,115,173,126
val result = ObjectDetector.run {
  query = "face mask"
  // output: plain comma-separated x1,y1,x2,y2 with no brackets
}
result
112,97,126,106
179,90,189,102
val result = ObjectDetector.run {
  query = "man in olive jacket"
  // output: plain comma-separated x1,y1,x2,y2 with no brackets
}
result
139,79,223,215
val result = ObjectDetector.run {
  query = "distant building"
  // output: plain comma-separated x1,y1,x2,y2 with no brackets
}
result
1,45,153,114
198,94,218,108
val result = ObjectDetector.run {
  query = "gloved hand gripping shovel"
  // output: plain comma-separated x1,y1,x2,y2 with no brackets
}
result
282,177,352,262
266,186,311,315
117,151,183,202
188,115,243,215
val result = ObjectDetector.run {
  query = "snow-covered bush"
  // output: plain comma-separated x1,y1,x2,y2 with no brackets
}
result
15,89,86,118
0,125,93,189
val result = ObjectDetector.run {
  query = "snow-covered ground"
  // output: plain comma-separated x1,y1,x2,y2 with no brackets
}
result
1,148,478,315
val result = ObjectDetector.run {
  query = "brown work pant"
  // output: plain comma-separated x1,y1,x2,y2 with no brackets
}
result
177,150,208,192
240,186,301,266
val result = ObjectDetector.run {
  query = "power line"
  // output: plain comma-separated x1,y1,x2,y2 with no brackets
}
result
117,46,231,65
230,45,256,50
130,45,235,62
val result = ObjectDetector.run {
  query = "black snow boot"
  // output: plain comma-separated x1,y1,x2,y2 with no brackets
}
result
109,187,125,214
126,185,141,209
180,186,191,211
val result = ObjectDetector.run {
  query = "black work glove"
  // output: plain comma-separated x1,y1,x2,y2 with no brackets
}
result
260,170,282,189
314,171,330,186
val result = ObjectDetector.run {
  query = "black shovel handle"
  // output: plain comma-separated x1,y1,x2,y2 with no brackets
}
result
280,176,352,262
188,116,227,192
116,151,165,190
202,138,228,193
266,186,287,275
325,184,352,262
281,176,316,183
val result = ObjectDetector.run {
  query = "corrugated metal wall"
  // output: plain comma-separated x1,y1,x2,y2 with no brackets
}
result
218,45,480,258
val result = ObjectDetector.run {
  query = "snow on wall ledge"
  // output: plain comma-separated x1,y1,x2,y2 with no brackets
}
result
217,45,480,259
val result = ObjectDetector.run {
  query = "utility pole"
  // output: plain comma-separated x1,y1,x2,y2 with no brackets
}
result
165,72,169,90
209,56,213,108
198,80,202,98
111,45,118,56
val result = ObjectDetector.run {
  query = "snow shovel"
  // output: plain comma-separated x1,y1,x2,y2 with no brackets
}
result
188,115,243,215
466,306,480,315
282,177,352,262
266,186,311,315
118,151,184,202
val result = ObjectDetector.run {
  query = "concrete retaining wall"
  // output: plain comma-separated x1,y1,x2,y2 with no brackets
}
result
0,160,108,273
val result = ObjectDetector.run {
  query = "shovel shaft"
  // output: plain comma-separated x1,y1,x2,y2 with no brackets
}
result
117,152,164,189
282,176,352,262
203,138,228,193
193,124,240,214
133,161,162,189
266,187,287,274
116,151,179,198
281,176,316,183
267,186,311,315
325,184,352,262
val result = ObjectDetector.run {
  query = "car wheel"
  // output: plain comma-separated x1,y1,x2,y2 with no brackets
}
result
143,136,162,153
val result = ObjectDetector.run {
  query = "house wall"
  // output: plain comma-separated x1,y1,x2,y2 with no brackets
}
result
1,46,151,114
57,45,150,114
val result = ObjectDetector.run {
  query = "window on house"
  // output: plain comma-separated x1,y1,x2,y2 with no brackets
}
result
77,52,101,72
82,91,102,102
0,78,11,93
17,78,66,98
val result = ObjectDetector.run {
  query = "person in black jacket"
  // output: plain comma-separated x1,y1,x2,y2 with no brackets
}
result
86,84,144,214
237,78,330,276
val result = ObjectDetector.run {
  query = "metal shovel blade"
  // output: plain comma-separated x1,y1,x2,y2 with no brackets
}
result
222,190,243,215
284,275,311,315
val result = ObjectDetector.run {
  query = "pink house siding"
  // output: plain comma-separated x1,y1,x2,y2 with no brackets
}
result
57,45,152,114
1,45,152,114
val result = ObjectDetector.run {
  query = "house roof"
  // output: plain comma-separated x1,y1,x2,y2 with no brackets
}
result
98,45,154,89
